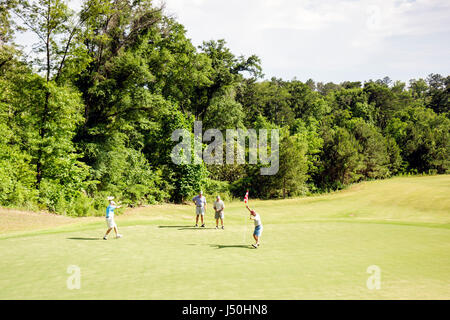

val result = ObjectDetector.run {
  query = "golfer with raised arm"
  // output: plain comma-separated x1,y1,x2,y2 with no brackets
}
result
246,205,263,248
103,197,123,240
192,191,207,227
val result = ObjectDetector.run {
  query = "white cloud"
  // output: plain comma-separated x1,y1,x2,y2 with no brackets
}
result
163,0,450,82
14,0,450,82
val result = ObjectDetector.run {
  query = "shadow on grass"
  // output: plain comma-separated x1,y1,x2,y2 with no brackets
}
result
210,244,254,249
178,227,216,230
67,237,101,241
158,225,216,230
158,225,193,228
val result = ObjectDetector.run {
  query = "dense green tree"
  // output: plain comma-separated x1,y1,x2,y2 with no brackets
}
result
147,108,208,202
385,136,403,175
286,80,328,120
142,17,213,116
409,78,429,106
348,118,390,179
194,39,262,121
329,88,374,124
315,124,363,189
363,81,399,129
70,0,170,205
0,45,89,212
275,132,308,198
341,81,362,89
316,81,341,96
13,0,92,188
236,78,294,126
426,73,449,114
291,117,323,191
386,106,449,173
0,47,38,208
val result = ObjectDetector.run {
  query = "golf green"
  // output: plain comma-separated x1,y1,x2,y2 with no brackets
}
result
1,175,449,299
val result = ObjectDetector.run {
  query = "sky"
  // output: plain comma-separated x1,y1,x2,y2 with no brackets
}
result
162,0,450,83
14,0,450,84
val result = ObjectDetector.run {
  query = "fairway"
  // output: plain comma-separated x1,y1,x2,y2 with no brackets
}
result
1,175,449,299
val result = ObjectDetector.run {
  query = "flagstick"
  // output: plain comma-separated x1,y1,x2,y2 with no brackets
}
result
243,190,249,245
243,213,247,244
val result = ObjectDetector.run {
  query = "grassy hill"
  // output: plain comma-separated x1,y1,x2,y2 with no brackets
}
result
0,175,449,299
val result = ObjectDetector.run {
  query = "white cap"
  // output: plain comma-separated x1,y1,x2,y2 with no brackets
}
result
107,196,114,201
216,195,220,199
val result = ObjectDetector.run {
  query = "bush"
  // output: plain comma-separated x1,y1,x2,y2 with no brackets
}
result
203,179,232,202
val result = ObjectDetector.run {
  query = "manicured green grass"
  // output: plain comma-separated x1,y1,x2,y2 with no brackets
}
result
0,175,449,299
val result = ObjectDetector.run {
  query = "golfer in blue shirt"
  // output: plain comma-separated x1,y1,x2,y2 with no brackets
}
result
192,191,207,227
103,197,123,240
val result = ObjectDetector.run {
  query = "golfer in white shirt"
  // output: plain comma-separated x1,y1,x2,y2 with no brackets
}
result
213,195,225,229
246,205,263,248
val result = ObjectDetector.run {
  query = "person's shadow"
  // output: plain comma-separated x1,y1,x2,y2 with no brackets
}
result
67,237,101,241
158,225,193,228
159,225,215,230
210,244,254,249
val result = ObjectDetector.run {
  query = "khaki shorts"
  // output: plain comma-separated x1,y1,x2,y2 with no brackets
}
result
196,206,205,215
215,211,224,220
106,217,116,228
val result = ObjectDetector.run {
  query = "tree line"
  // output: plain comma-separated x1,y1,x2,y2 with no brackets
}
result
0,0,448,215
